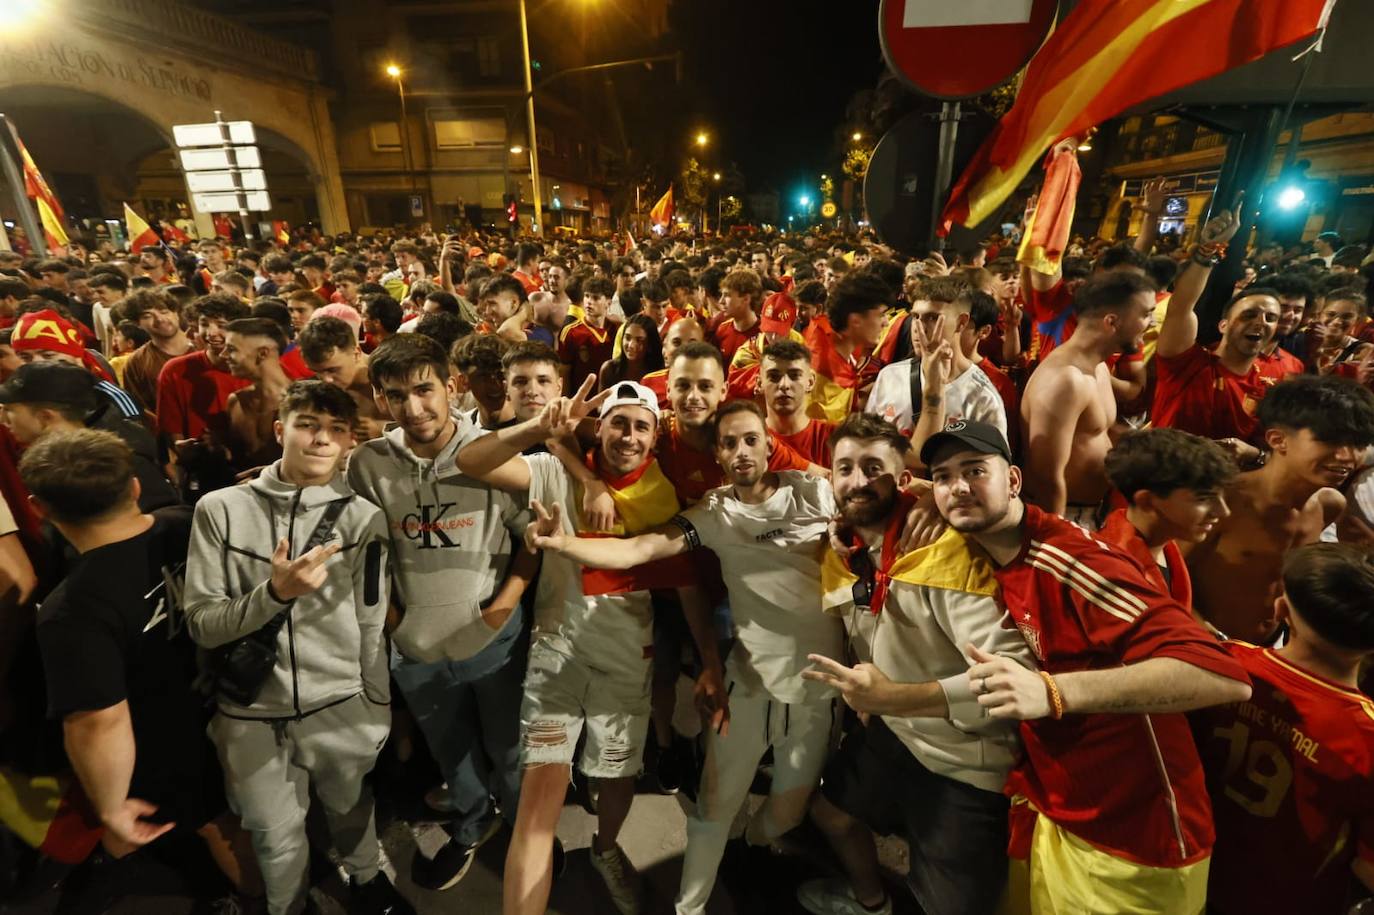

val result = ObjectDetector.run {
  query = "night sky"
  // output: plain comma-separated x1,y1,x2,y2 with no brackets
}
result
667,0,886,196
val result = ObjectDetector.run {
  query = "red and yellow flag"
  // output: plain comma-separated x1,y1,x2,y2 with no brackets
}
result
648,185,674,229
6,122,68,251
943,0,1336,231
803,315,881,423
273,220,291,246
122,203,160,253
578,454,695,595
1017,143,1082,276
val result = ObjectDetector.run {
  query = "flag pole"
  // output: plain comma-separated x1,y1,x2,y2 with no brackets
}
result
0,115,47,257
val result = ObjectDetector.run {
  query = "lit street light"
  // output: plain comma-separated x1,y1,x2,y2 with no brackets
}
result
851,131,862,142
1277,186,1307,210
799,195,811,208
696,132,709,148
712,172,721,181
384,63,415,199
510,145,524,154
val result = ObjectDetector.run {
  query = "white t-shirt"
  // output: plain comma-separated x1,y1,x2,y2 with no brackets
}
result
526,452,654,678
679,471,842,703
866,360,1007,439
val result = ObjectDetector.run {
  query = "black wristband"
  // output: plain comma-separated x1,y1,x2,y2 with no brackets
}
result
669,514,701,550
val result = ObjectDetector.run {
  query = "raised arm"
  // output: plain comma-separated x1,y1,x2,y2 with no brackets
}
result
524,500,689,569
1157,203,1244,360
908,322,954,472
1132,177,1166,255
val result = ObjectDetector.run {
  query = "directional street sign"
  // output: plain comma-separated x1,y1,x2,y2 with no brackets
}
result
173,121,256,148
186,169,268,193
193,190,272,213
179,146,262,172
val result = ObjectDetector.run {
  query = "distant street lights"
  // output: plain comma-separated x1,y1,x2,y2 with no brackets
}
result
696,132,709,148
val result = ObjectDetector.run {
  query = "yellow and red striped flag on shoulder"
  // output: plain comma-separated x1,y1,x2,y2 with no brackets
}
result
802,315,881,423
578,454,695,596
6,121,68,251
943,0,1337,231
122,203,160,253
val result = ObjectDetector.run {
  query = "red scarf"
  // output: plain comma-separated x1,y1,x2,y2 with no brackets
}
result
843,490,917,614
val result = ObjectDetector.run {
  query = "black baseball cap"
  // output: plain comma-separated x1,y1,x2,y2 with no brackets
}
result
0,361,99,411
919,419,1012,467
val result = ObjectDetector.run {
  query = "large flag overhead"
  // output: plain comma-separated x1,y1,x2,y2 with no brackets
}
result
6,121,69,251
648,185,674,229
942,0,1337,231
122,202,160,253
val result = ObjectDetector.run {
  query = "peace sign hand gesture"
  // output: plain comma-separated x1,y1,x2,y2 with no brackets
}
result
913,314,953,393
524,500,569,553
535,374,611,440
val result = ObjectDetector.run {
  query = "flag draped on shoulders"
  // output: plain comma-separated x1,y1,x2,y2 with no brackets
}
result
803,315,880,423
578,454,695,595
943,0,1338,231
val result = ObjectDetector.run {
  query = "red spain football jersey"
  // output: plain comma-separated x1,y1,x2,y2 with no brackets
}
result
559,319,617,395
1255,346,1305,384
1192,643,1374,915
709,313,761,363
654,412,809,506
995,505,1250,868
1152,344,1269,443
771,418,835,468
1027,278,1075,360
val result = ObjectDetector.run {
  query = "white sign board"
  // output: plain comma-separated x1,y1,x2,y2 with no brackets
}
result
193,190,273,213
180,147,262,172
186,169,269,193
173,121,257,148
903,0,1032,27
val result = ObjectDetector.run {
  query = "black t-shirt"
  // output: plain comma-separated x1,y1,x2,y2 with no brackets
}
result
37,507,220,825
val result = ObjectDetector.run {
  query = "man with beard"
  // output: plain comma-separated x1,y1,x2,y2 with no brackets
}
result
797,414,1032,915
1153,209,1276,443
120,289,193,416
523,400,839,915
1020,272,1155,527
459,379,725,915
220,318,291,473
1186,376,1374,644
923,420,1252,915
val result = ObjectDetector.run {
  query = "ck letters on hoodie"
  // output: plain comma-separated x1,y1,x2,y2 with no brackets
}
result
397,502,479,549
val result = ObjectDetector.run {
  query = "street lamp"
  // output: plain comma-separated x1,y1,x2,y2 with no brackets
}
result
509,145,524,154
385,63,416,202
696,132,709,148
851,132,862,142
518,0,545,235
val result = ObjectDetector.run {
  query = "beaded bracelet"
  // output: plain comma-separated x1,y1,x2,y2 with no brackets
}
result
1039,670,1065,719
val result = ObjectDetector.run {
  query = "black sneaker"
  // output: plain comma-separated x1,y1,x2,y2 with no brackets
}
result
349,871,415,915
411,838,476,891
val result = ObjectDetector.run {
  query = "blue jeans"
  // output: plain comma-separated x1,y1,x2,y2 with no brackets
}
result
391,606,528,846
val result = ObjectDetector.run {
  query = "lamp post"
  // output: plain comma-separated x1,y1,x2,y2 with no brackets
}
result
518,0,545,236
712,172,722,234
385,64,417,220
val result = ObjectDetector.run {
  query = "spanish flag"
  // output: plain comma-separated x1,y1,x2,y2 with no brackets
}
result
1017,144,1081,277
820,524,998,620
942,0,1337,231
273,220,291,246
802,314,881,423
6,121,68,251
579,454,695,595
123,202,161,254
649,185,675,229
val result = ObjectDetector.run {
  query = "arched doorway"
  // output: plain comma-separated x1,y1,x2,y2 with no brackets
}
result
0,85,328,241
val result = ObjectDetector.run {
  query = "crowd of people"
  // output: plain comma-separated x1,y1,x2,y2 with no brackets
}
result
2,172,1374,915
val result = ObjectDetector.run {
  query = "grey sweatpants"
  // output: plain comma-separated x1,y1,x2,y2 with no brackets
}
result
209,693,391,915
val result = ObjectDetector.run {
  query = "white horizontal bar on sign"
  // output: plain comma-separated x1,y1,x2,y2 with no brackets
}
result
186,170,269,192
179,147,263,172
192,190,273,213
903,0,1032,27
173,121,257,148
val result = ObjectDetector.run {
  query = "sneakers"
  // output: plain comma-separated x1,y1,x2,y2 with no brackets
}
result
588,835,642,915
348,871,415,915
796,877,892,915
652,738,687,795
411,817,501,891
423,783,461,815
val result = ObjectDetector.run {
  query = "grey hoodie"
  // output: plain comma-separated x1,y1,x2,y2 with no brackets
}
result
347,425,528,664
184,463,391,719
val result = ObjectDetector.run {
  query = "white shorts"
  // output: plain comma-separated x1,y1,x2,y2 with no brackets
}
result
518,638,651,778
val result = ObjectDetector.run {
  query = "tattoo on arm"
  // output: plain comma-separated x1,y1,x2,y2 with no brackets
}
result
924,392,943,408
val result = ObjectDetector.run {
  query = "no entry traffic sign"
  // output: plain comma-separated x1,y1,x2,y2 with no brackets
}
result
879,0,1057,100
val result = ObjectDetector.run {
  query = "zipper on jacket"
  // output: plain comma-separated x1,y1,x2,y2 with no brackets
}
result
286,489,303,719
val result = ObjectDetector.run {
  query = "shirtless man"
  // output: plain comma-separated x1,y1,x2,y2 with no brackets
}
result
297,315,389,442
220,318,291,472
1185,375,1374,644
1020,272,1155,528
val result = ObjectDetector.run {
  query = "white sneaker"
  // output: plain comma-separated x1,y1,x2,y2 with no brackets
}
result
588,835,642,915
796,877,892,915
